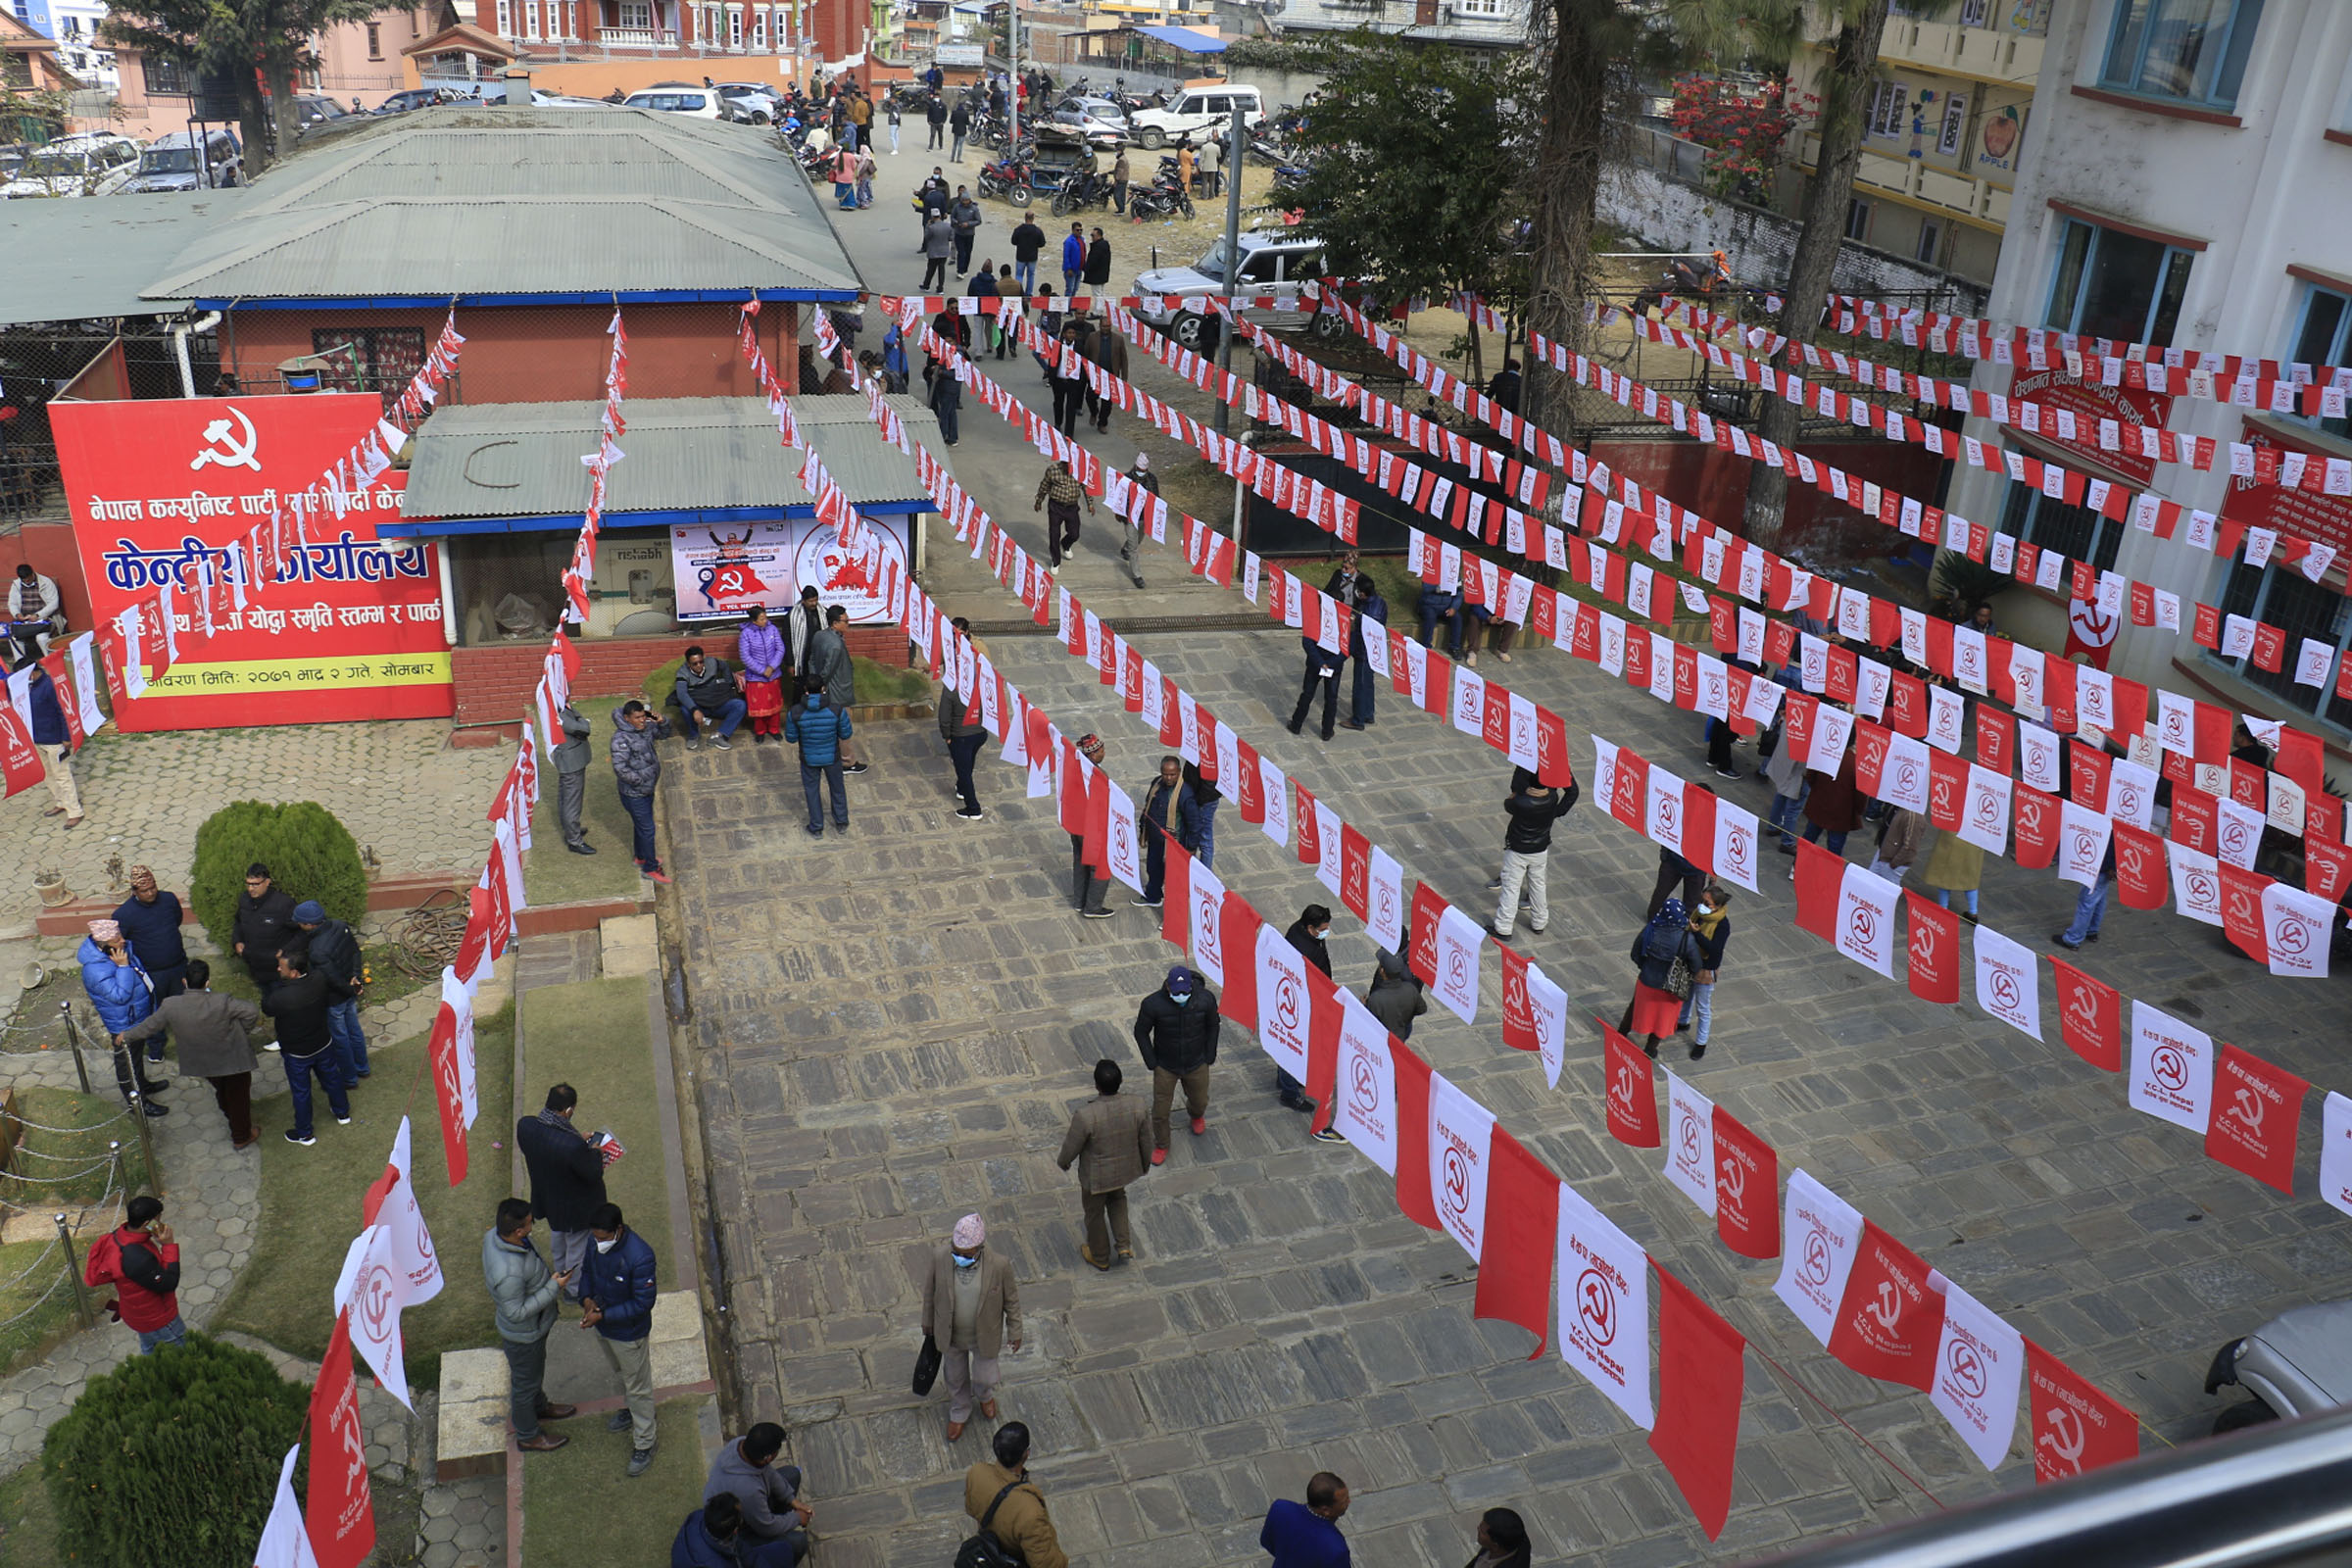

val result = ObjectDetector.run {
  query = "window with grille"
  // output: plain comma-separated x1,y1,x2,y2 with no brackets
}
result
2209,551,2352,733
310,328,426,407
1995,475,2123,573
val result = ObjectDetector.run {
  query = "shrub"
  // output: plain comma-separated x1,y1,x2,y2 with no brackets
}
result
188,802,368,955
42,1334,308,1568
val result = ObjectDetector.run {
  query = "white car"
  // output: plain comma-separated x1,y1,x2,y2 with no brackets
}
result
123,128,242,192
623,83,725,119
0,132,142,198
715,82,785,123
1126,85,1262,149
1133,230,1337,348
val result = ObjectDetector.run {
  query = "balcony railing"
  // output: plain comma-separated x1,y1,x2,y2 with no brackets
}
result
596,25,680,46
1799,133,2013,226
1880,17,2046,84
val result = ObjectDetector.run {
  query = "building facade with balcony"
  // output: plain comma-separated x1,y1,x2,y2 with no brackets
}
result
1270,0,1531,51
1785,0,2052,285
1938,0,2352,741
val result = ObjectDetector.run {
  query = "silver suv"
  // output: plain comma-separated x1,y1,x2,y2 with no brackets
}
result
1132,230,1340,350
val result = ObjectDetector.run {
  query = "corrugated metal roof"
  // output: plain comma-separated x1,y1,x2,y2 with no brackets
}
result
400,395,940,517
0,190,245,325
140,110,860,303
1132,23,1228,51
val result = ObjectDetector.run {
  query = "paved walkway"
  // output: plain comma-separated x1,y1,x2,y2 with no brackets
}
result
661,613,2349,1568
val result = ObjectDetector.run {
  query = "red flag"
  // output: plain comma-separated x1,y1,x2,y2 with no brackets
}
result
1928,749,1968,833
2025,1340,2138,1484
2113,823,2166,909
2306,832,2352,902
1792,838,1844,944
1391,1041,1441,1229
1496,942,1538,1053
1976,708,2014,773
1711,1109,1779,1258
1472,1130,1560,1356
0,704,42,799
1649,1265,1745,1541
1607,746,1648,830
1083,766,1110,875
1903,892,1960,1004
2204,1045,2310,1193
1887,673,1928,737
1235,739,1265,824
2014,785,2060,868
1536,707,1574,788
1160,841,1192,950
1406,882,1444,988
2049,957,2121,1071
1157,678,1182,746
1294,780,1324,867
307,1309,377,1568
2219,864,2270,963
1602,1023,1660,1148
1828,1222,1945,1392
1219,894,1262,1024
424,998,471,1187
1303,967,1344,1132
1339,826,1371,921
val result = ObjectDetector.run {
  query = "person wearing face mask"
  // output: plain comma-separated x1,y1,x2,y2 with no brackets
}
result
577,1202,661,1477
1278,907,1333,1115
1134,965,1221,1165
921,1214,1022,1441
1677,886,1732,1060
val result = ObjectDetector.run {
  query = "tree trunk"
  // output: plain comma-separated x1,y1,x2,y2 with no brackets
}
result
1742,0,1890,551
235,73,271,177
1520,0,1607,448
266,58,301,162
1464,311,1485,386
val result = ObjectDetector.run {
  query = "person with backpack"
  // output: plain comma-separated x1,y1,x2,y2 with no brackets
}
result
961,1420,1068,1568
86,1195,184,1352
1618,898,1694,1058
1677,885,1733,1060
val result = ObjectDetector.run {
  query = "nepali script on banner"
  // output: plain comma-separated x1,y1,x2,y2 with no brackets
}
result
668,519,911,624
50,394,453,731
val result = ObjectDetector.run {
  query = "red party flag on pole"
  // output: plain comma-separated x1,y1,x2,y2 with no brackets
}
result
306,1309,377,1568
1649,1264,1746,1541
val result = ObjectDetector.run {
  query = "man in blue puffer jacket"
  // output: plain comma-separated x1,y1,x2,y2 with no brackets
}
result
78,919,168,1117
578,1201,661,1477
783,691,853,838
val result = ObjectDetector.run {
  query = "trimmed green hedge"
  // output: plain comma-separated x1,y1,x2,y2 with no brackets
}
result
188,802,368,955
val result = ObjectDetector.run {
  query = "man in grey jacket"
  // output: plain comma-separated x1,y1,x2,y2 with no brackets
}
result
804,607,866,774
553,702,596,856
1054,1058,1152,1271
704,1423,812,1563
482,1198,577,1452
611,701,672,883
120,958,259,1148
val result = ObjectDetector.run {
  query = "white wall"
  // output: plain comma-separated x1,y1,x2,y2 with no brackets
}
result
1943,0,2352,713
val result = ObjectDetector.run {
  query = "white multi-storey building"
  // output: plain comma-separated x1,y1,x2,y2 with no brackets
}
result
1941,0,2352,741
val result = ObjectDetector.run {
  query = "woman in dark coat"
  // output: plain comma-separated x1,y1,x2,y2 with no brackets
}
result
1618,898,1692,1058
1797,742,1863,858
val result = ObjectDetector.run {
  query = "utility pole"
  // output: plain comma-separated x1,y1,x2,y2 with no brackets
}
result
1210,96,1245,439
1005,0,1018,150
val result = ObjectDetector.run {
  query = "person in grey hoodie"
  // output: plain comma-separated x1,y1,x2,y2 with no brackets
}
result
704,1423,812,1563
611,701,673,883
1363,949,1428,1041
481,1198,577,1452
553,701,596,855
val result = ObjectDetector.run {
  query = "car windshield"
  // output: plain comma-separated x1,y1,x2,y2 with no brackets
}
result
22,150,92,178
140,147,199,173
1193,238,1230,283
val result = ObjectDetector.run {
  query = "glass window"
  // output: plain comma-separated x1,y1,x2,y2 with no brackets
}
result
1844,198,1872,242
2099,0,2264,110
1916,220,1941,265
367,22,381,57
1866,80,1906,137
143,54,189,96
2209,552,2352,733
495,0,511,32
2286,284,2351,441
2044,217,2194,346
1996,476,2123,572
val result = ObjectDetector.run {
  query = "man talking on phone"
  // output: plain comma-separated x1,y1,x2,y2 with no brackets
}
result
482,1198,580,1452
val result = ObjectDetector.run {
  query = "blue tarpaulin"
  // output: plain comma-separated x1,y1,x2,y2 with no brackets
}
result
1131,23,1229,53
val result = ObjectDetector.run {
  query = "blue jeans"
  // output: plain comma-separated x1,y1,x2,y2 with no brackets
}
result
1014,260,1037,296
1063,268,1081,299
1418,601,1460,656
2061,878,2112,945
620,791,658,866
327,997,368,1078
285,1049,350,1140
1935,888,1980,915
683,699,746,742
137,1315,188,1354
802,760,848,830
1143,828,1166,904
1801,822,1847,856
1768,786,1810,846
1677,982,1714,1046
947,731,985,812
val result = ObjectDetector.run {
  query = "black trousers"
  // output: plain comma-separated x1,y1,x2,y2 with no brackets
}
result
1047,503,1081,564
921,255,949,291
1290,658,1340,738
1051,378,1086,435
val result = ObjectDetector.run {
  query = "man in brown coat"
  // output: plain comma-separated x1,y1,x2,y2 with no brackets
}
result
920,1213,1022,1441
963,1421,1068,1568
119,958,259,1147
1054,1058,1152,1271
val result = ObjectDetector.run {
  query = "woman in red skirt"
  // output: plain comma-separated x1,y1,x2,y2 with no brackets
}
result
738,604,788,741
1619,897,1694,1058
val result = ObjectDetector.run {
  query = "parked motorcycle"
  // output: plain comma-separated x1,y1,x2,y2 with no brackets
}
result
1125,173,1194,221
1051,167,1115,217
1632,252,1740,318
978,156,1037,207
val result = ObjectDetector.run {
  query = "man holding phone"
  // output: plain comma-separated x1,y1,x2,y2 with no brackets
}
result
482,1198,579,1452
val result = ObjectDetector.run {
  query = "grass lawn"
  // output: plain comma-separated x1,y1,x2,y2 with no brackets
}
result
524,696,647,908
516,977,672,1292
0,1460,58,1568
207,1004,517,1390
0,1086,158,1376
523,1395,709,1568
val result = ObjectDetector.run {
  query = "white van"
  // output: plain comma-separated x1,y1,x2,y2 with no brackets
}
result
1133,230,1339,349
623,84,725,119
0,132,142,199
1126,84,1263,149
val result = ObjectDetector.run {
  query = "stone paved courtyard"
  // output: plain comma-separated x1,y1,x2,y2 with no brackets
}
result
664,615,2352,1568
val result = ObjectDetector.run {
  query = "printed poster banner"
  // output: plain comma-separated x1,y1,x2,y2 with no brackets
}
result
50,393,451,731
668,517,912,623
1773,1168,1864,1348
1555,1183,1654,1431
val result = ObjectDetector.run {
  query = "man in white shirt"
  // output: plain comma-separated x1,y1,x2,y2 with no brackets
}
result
7,564,61,662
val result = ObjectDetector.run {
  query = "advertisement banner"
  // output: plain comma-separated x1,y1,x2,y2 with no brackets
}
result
50,394,450,731
668,518,911,622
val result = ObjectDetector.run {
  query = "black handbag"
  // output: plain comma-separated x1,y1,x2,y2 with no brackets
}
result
912,1332,943,1396
954,1481,1026,1568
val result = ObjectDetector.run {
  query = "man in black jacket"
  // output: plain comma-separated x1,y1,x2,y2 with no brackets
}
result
516,1083,609,1294
295,900,369,1082
231,862,298,997
1008,210,1047,299
1286,632,1346,742
1492,776,1579,941
1133,965,1220,1163
1278,906,1332,1114
262,951,347,1146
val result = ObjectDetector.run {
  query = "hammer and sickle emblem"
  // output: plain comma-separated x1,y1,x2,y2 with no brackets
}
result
189,405,262,472
1868,1279,1903,1331
2040,1405,2087,1472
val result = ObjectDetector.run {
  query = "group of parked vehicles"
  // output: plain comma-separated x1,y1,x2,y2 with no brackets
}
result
1,126,244,199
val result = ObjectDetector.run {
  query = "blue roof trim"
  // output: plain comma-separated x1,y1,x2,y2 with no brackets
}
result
380,501,932,537
195,288,858,310
1132,22,1228,51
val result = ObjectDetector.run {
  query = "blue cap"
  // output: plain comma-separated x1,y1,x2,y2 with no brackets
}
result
292,901,325,923
1166,966,1194,994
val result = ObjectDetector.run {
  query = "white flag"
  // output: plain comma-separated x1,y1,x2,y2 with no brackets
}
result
2128,999,2215,1134
2320,1092,2352,1221
1366,847,1404,955
1663,1072,1717,1216
1253,921,1311,1087
1331,995,1397,1174
1928,1274,2024,1472
2057,802,2112,889
1432,905,1484,1025
253,1445,320,1568
2262,881,2334,979
1427,1071,1495,1262
1187,860,1227,986
1971,925,2042,1041
1555,1183,1654,1431
1836,864,1900,978
369,1117,444,1309
1773,1168,1865,1348
333,1223,413,1410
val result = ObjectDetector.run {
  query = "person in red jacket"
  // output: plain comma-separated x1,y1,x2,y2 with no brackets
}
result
86,1196,184,1352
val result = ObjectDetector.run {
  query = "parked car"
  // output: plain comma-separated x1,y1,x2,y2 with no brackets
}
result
714,82,785,123
0,132,143,198
1126,84,1263,149
0,143,30,180
376,87,446,113
2206,1299,2352,1433
124,128,242,192
624,83,725,119
1132,230,1339,349
292,95,351,127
